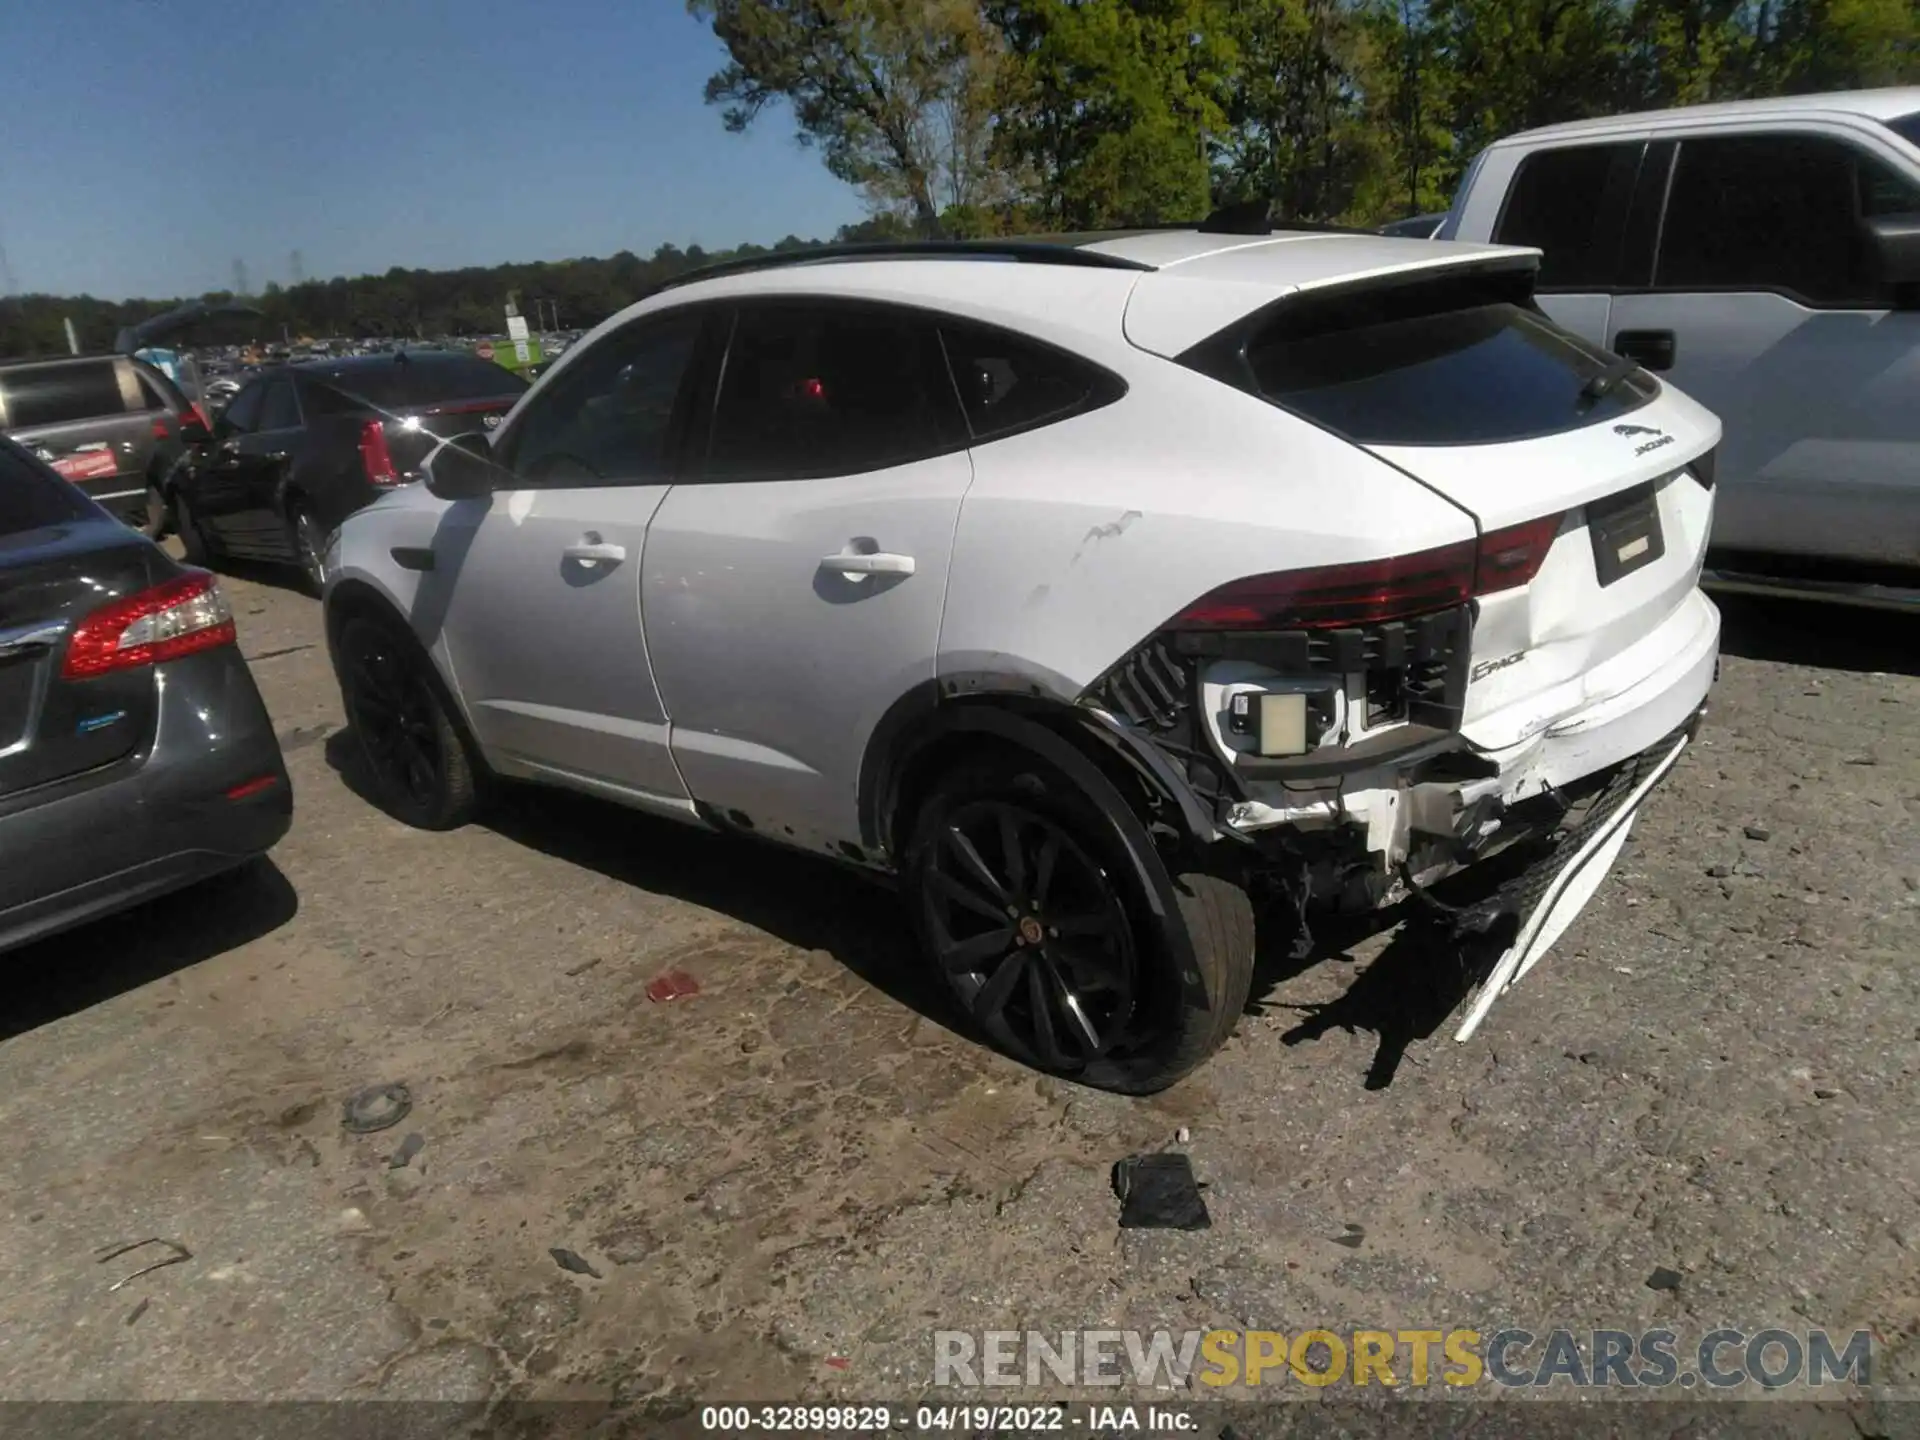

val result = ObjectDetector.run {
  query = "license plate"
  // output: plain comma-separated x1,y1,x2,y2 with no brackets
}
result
1588,482,1664,586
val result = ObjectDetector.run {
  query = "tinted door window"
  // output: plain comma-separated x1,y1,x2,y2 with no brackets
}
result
222,381,267,433
938,321,1123,442
2,361,127,430
1492,143,1641,289
502,311,703,486
258,380,302,431
703,303,964,481
1656,133,1920,305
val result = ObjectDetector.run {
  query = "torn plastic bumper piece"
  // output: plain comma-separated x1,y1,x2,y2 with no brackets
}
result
1452,720,1695,1041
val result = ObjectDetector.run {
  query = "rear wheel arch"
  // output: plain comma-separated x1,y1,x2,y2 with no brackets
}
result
860,684,1215,876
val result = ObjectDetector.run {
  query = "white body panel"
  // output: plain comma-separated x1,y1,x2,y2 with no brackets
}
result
434,484,688,807
642,451,974,851
938,360,1477,695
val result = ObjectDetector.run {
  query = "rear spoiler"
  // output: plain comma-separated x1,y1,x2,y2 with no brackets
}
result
1172,251,1544,374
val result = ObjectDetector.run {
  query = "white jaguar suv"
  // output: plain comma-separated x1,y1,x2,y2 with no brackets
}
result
322,223,1722,1092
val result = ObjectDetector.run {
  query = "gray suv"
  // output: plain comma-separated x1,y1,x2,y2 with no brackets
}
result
0,354,203,533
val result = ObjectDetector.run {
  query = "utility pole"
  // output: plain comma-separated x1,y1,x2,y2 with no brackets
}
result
232,257,251,299
289,249,305,287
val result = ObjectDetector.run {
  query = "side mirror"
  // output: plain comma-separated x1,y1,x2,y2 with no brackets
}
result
1865,213,1920,288
424,431,497,501
178,417,213,446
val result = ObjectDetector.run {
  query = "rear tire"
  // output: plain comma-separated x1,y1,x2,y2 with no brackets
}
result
904,748,1254,1094
174,492,215,567
336,615,480,830
288,501,328,595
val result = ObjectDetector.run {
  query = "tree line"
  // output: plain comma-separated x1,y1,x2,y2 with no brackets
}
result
693,0,1919,234
3,0,1913,358
0,229,892,358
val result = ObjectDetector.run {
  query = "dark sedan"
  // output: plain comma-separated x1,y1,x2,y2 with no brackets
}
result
167,352,528,592
0,438,291,953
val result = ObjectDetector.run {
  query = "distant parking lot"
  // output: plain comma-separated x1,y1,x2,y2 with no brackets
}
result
0,559,1913,1407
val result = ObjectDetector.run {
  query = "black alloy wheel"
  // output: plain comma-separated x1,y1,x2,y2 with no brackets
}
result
337,617,478,829
291,505,328,593
921,798,1140,1071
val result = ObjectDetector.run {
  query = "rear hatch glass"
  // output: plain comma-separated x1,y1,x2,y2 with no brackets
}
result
1242,270,1656,446
314,357,528,412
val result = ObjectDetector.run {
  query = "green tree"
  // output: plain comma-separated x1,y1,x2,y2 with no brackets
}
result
687,0,1011,234
990,0,1235,229
1214,0,1377,221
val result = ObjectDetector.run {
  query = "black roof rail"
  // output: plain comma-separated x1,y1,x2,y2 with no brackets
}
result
646,239,1156,298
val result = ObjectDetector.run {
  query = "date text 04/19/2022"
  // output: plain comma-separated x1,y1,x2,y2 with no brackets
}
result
697,1403,1194,1433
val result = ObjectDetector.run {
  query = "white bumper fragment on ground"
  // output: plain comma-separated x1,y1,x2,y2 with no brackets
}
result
1453,732,1692,1041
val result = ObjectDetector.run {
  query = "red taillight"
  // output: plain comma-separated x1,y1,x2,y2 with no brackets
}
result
62,570,236,679
1475,513,1564,595
1171,513,1565,632
151,416,172,441
189,403,211,431
359,419,400,485
1173,541,1477,630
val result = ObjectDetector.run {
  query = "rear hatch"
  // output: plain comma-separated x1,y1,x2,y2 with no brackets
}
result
314,356,528,486
0,454,169,800
1214,261,1720,745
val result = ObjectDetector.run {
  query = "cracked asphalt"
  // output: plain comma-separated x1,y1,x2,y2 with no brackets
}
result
0,559,1914,1423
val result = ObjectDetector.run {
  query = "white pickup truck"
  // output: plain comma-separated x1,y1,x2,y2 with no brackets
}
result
1439,87,1920,609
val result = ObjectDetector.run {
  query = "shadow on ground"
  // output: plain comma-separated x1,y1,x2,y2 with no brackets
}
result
0,859,298,1043
324,730,970,1048
1715,592,1920,676
1247,840,1542,1090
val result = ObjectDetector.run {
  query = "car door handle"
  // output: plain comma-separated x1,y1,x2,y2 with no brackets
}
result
564,539,627,564
822,552,915,576
1611,329,1677,371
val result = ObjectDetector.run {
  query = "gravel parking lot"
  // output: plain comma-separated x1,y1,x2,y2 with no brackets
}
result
0,559,1914,1417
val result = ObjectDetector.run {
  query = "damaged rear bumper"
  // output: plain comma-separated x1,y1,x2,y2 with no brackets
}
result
1447,721,1693,1040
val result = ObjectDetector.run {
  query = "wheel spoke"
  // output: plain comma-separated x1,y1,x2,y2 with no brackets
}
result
1048,942,1122,996
928,867,1008,924
997,807,1027,897
938,926,1017,973
943,827,1011,904
971,949,1028,1023
1039,953,1104,1057
1032,830,1061,907
1024,959,1066,1067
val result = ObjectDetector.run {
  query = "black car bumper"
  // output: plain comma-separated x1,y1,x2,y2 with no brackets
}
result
0,647,292,954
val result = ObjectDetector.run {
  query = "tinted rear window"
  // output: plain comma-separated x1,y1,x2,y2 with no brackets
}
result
1240,275,1654,446
2,361,127,430
939,320,1122,443
315,358,528,409
0,441,97,535
1886,111,1920,150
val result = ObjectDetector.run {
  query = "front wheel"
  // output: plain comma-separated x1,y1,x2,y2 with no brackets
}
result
336,616,480,830
905,750,1254,1094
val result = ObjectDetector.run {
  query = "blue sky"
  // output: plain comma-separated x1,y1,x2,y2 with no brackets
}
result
1,0,864,300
